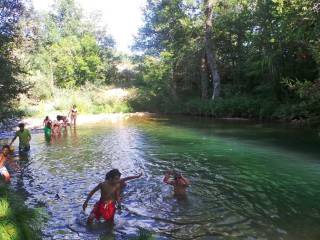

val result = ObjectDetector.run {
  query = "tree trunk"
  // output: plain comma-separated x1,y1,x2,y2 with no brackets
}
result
170,63,178,100
200,52,209,99
203,0,221,100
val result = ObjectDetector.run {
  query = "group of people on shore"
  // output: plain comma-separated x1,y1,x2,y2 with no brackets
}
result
43,105,78,140
0,103,191,226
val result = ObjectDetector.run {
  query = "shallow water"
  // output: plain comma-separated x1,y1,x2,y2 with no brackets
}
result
7,116,320,239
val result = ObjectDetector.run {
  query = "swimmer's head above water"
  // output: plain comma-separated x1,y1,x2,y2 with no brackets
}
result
173,171,182,180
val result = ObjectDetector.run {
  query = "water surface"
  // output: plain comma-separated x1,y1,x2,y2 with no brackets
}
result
9,116,320,239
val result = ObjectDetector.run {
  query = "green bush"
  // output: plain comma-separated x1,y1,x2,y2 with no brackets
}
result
0,185,44,240
18,85,136,117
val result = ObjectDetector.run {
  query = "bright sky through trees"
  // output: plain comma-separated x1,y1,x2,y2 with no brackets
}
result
32,0,146,53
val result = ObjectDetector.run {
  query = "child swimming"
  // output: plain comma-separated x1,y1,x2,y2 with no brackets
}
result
163,170,190,196
82,169,122,225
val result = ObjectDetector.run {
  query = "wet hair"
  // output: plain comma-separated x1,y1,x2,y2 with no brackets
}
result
18,123,25,128
105,169,121,180
2,145,10,150
57,115,67,121
45,116,49,120
174,171,182,180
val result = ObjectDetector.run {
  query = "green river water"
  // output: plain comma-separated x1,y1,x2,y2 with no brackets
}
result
7,116,320,239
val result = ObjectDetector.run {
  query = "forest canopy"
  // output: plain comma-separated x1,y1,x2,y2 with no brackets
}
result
1,0,320,122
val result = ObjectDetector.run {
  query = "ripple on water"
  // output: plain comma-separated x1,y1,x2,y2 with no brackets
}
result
10,119,320,239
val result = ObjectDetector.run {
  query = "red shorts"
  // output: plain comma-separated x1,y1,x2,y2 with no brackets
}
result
92,200,116,221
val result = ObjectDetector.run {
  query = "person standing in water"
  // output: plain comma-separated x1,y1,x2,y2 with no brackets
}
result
10,123,31,152
43,116,51,127
163,170,190,197
69,104,78,126
83,169,122,225
44,121,52,141
0,145,20,182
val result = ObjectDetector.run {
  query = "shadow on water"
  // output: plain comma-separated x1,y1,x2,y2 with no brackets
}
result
4,116,320,239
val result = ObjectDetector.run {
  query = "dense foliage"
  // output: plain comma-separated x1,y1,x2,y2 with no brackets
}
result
22,0,118,94
133,0,320,122
1,0,320,123
0,0,27,119
0,185,43,240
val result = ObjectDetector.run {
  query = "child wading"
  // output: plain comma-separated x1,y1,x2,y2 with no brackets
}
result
163,170,190,197
10,123,31,152
83,169,122,225
69,104,78,126
0,145,20,182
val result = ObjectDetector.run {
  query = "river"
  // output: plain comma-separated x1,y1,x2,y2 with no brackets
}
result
6,116,320,239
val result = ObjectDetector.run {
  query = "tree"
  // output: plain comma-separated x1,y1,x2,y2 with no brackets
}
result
0,0,27,117
22,0,118,90
203,0,221,99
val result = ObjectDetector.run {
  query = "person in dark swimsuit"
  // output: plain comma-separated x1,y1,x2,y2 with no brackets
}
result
69,105,78,126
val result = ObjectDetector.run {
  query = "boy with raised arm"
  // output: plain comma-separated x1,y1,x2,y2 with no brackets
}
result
83,169,122,225
163,170,190,196
120,172,143,189
0,145,20,182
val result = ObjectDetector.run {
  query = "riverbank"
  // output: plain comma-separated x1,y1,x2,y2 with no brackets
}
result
130,91,320,127
0,185,42,240
0,113,151,134
22,112,151,130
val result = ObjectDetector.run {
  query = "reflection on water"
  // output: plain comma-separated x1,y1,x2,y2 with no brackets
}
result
8,116,320,239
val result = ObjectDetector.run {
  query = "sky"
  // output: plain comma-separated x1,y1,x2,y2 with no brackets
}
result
31,0,146,53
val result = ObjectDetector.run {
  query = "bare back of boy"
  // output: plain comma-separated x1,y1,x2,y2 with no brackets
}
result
100,181,120,202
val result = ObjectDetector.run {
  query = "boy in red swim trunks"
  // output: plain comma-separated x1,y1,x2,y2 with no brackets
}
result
83,169,122,225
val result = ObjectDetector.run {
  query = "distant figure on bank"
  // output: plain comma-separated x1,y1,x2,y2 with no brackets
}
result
120,172,143,189
10,123,31,152
163,170,190,196
43,116,51,127
69,105,78,126
83,169,122,225
0,145,20,182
